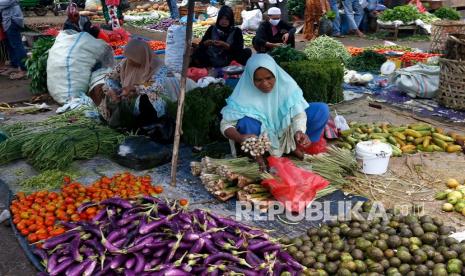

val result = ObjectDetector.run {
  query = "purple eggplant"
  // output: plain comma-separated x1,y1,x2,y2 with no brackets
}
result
235,237,246,249
153,248,168,258
246,251,262,267
125,256,136,269
69,235,83,262
135,235,155,246
139,217,168,235
65,259,92,276
84,260,98,276
203,238,219,254
47,253,58,273
49,258,74,276
92,208,107,222
144,258,161,271
126,241,148,253
107,227,129,243
182,232,200,241
134,252,145,273
100,197,133,209
227,265,260,276
277,251,303,270
248,240,273,251
77,202,98,213
159,268,192,276
58,221,79,229
189,238,205,254
110,254,127,269
262,244,281,252
117,212,143,226
145,240,170,249
32,247,48,263
42,230,80,250
84,238,105,253
113,237,126,248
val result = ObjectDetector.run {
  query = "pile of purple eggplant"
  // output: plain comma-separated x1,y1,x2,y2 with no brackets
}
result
34,196,302,276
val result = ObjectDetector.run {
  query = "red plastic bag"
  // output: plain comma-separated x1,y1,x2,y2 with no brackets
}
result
409,0,426,13
187,67,209,82
298,135,327,155
262,157,329,213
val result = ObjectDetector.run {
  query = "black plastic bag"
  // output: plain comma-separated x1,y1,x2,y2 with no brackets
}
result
113,136,172,170
142,115,176,145
318,18,333,36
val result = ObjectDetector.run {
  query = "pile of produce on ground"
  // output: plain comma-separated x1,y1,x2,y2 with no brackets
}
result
19,169,78,192
146,18,178,32
346,50,387,73
0,108,125,170
166,85,233,146
242,32,254,47
434,7,462,21
435,178,465,214
283,202,465,275
346,45,440,68
10,172,162,242
280,59,344,104
111,39,166,56
193,24,210,39
378,5,422,24
304,36,351,64
270,46,308,64
191,147,358,207
338,122,465,156
126,2,170,13
33,196,303,275
25,37,56,95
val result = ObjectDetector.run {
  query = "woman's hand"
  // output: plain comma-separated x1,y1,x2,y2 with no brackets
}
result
213,40,230,49
240,134,258,143
107,89,120,103
203,40,214,46
282,33,289,44
295,131,311,148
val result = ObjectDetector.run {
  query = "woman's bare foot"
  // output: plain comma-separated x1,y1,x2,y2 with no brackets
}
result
0,67,17,76
356,30,366,38
293,148,305,160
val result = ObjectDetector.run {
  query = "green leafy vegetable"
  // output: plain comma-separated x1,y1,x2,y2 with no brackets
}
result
167,85,233,146
287,0,305,18
434,7,461,21
379,5,421,23
346,51,387,73
303,35,351,63
418,12,440,24
20,170,78,192
25,37,55,95
270,46,308,64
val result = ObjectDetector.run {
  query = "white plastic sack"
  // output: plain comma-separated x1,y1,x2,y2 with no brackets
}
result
241,9,262,31
161,73,198,102
392,64,440,99
165,25,190,73
85,0,101,11
47,30,114,104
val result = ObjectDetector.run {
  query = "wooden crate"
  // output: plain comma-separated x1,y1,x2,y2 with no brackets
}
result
179,4,207,17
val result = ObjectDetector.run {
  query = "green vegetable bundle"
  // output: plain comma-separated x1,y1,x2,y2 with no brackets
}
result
167,85,233,146
347,50,387,73
418,12,440,24
379,5,421,23
281,59,344,103
303,36,351,64
25,37,55,95
19,169,77,192
270,46,308,64
287,0,305,18
21,124,124,171
434,7,461,21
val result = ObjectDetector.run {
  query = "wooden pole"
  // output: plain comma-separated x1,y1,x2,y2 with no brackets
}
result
170,0,195,187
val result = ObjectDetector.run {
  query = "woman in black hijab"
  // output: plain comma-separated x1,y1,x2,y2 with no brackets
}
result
191,5,252,68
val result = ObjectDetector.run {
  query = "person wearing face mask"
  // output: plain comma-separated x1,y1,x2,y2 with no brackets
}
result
220,54,329,167
252,7,296,53
190,5,252,68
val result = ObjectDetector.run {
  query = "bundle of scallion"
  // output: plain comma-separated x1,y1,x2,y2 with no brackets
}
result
21,124,125,171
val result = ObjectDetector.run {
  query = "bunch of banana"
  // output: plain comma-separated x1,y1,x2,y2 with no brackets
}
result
337,122,465,157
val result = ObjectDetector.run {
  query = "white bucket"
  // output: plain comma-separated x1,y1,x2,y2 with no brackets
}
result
355,141,392,175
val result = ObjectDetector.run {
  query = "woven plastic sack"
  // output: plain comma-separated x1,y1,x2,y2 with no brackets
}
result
262,157,329,213
165,25,189,73
392,64,440,99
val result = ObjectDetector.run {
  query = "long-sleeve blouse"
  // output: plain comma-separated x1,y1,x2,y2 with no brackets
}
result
220,111,307,157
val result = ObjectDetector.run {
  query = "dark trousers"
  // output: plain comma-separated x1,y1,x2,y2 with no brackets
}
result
5,22,27,70
190,47,252,68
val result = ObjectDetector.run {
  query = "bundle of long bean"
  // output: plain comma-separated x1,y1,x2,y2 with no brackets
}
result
21,124,124,171
0,133,37,165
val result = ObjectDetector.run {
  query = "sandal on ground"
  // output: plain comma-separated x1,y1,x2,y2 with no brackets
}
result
9,71,27,80
0,68,17,76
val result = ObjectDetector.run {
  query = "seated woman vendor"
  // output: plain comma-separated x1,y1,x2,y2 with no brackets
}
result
220,54,329,161
252,7,296,53
88,39,172,141
190,5,252,68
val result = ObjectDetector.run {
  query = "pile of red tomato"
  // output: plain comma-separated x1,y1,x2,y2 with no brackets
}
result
10,172,164,245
